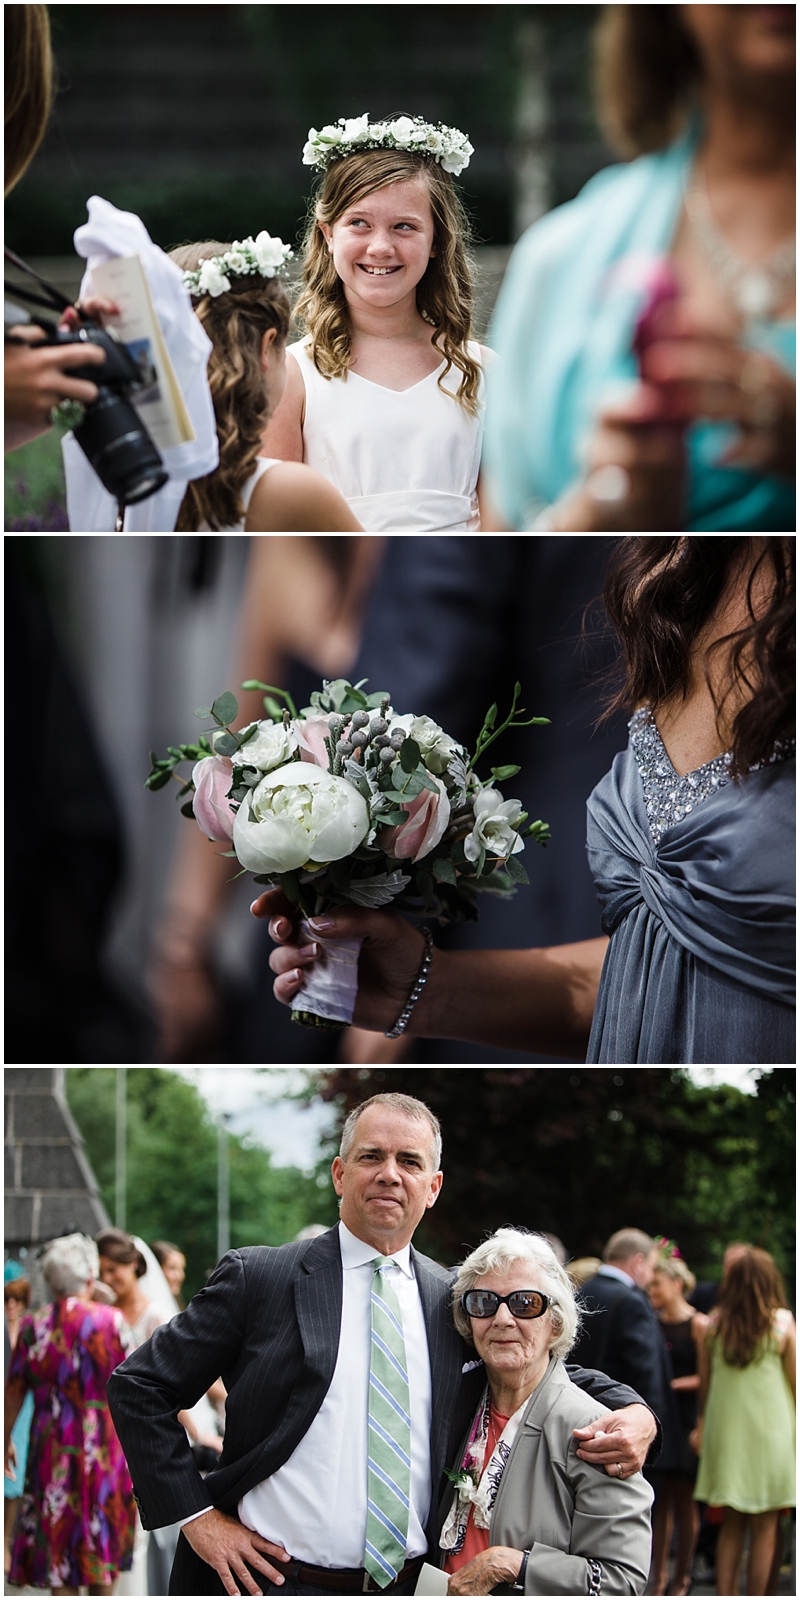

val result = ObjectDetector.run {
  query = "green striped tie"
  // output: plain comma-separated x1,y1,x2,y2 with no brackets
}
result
365,1256,411,1589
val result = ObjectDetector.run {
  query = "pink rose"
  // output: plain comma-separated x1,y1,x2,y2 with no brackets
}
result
295,716,332,769
191,755,235,841
381,777,450,864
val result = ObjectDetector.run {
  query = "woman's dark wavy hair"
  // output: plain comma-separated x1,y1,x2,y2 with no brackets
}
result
713,1247,789,1369
95,1227,147,1279
593,5,703,157
602,538,795,777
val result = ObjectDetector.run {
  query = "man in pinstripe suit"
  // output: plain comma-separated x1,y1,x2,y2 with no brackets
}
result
108,1093,658,1596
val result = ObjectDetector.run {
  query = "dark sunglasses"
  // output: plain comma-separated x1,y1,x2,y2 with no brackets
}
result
461,1289,551,1320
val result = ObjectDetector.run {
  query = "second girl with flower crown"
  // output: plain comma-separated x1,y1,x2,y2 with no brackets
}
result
263,114,490,531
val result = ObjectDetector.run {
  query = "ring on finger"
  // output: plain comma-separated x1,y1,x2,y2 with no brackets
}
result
586,464,631,504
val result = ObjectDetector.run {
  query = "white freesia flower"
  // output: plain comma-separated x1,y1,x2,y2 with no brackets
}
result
410,714,460,775
342,114,370,141
232,719,298,773
197,258,230,297
464,788,525,863
233,763,370,874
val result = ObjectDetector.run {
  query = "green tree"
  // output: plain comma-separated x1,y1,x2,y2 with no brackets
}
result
65,1069,337,1299
309,1069,794,1293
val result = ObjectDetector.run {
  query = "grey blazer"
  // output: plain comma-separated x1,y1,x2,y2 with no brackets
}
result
437,1355,653,1595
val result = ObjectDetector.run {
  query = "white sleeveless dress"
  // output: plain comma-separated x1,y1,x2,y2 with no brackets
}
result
288,336,483,531
197,457,280,531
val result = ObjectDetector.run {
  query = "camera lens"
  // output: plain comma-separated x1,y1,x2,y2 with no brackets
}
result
73,390,168,506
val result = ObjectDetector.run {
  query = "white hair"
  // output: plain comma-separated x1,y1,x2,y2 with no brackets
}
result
452,1227,580,1360
40,1233,99,1299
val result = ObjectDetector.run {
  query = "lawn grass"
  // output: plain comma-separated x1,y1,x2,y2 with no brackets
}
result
5,422,70,531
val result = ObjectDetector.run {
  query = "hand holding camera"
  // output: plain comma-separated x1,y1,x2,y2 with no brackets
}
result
4,294,118,441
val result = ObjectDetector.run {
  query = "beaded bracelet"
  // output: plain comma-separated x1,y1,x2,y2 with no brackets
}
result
384,927,434,1038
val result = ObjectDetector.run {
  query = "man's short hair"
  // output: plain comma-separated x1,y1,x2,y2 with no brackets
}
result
603,1228,655,1264
339,1093,442,1170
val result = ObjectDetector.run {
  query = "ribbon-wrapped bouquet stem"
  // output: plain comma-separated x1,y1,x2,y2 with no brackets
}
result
147,678,550,1028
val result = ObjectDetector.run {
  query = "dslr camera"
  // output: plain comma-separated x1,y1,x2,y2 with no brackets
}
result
5,248,168,507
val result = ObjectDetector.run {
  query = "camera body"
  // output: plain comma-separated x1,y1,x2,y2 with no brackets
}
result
42,318,168,506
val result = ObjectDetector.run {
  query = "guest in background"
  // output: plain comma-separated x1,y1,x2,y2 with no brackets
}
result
567,1256,604,1291
692,1247,795,1597
3,1234,135,1595
571,1229,670,1428
151,1240,187,1309
3,1264,34,1579
648,1244,709,1596
483,5,795,532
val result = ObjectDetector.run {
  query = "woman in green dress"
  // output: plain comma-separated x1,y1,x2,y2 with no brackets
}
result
691,1248,795,1596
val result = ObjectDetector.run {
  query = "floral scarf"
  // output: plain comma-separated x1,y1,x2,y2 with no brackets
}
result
439,1385,529,1554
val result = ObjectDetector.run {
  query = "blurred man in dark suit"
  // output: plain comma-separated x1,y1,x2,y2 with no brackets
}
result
572,1228,670,1424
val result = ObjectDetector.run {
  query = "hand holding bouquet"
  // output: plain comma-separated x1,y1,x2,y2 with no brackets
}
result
147,677,549,1028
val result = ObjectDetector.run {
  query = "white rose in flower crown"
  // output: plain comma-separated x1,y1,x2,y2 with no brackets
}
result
226,250,247,274
342,114,370,141
197,258,230,297
232,720,298,773
441,137,474,176
253,231,289,274
233,763,370,875
423,129,446,155
319,123,344,144
464,788,525,863
410,714,460,775
388,116,417,143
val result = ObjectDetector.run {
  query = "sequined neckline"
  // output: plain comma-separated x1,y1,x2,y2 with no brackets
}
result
629,707,733,844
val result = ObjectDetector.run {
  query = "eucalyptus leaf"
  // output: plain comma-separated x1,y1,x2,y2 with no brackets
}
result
180,800,195,818
346,870,411,908
194,706,212,719
432,858,457,885
365,691,391,707
214,732,238,757
397,770,425,798
399,737,420,773
212,691,239,725
145,769,173,791
238,723,259,744
504,854,530,885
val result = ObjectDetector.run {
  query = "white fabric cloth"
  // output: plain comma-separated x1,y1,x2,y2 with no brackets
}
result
62,194,218,531
289,336,483,531
197,456,280,531
596,1263,636,1287
237,1220,433,1567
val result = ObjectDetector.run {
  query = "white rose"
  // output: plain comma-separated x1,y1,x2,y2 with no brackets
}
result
342,114,370,141
424,129,446,155
226,251,247,274
253,231,289,274
233,763,370,874
197,258,230,297
388,116,417,144
232,719,298,773
464,788,525,863
410,714,460,775
319,123,344,144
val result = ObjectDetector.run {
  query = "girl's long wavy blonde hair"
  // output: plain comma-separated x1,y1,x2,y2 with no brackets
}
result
170,242,291,532
294,148,480,415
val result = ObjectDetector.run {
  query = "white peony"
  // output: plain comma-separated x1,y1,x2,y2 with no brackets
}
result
233,763,370,874
253,230,290,274
464,788,525,863
232,719,298,773
197,258,230,297
388,116,417,143
342,114,370,141
410,714,460,775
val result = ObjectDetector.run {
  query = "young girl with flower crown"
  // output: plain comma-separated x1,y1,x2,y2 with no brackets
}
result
169,236,361,532
263,114,490,531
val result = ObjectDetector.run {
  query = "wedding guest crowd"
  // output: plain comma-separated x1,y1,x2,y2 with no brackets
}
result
3,1263,33,1579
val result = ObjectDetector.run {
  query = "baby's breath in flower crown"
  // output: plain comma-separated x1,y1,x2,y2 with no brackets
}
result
302,113,474,177
183,232,293,299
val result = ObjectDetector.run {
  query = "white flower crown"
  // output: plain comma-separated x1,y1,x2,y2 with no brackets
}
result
183,232,293,299
302,113,474,177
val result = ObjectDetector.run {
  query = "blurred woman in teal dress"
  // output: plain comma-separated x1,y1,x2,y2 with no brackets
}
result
484,5,795,532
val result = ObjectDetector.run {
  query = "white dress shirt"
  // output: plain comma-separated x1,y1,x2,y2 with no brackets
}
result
237,1221,433,1567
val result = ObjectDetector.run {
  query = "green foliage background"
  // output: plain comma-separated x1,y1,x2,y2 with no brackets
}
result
310,1068,795,1293
65,1068,337,1300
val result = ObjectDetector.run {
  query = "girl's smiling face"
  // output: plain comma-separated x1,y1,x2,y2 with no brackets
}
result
319,175,436,307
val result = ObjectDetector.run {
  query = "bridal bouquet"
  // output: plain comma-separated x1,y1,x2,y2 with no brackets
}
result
147,678,549,1027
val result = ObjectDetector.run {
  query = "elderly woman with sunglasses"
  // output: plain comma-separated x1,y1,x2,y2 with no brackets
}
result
438,1229,653,1596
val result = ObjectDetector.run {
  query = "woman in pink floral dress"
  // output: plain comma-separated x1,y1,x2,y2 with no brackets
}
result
3,1234,135,1594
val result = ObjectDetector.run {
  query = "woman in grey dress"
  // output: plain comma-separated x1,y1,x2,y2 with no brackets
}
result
262,537,795,1064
